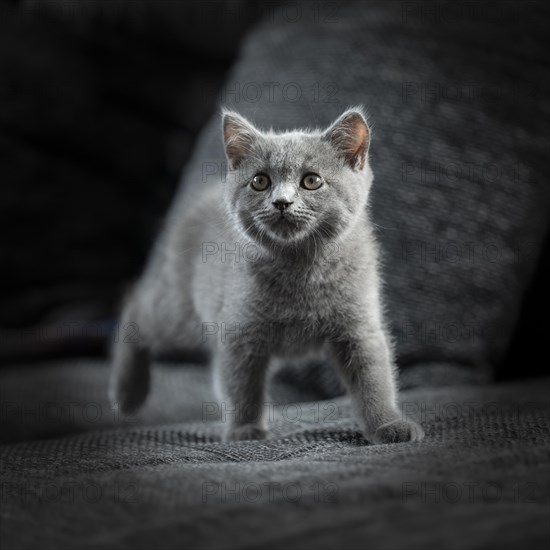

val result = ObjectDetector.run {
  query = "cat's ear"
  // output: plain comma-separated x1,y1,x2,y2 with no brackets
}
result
323,108,370,170
222,110,261,169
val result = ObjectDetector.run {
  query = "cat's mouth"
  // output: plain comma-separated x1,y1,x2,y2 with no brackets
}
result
276,211,292,221
263,212,310,240
272,211,299,225
239,209,315,245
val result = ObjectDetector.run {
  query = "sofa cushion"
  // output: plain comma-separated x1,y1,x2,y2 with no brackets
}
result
175,0,550,388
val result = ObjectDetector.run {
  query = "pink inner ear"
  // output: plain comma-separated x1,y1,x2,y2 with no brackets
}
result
223,119,249,169
223,114,260,169
347,118,369,170
327,112,370,170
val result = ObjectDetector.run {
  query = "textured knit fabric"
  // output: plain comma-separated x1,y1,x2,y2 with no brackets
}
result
177,0,550,389
1,360,549,549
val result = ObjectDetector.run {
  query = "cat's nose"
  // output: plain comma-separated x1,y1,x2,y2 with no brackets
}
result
272,200,293,211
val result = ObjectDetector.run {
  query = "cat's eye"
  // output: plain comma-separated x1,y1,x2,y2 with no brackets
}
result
301,173,323,190
251,174,271,191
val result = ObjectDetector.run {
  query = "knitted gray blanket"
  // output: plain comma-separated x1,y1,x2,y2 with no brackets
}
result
0,361,549,549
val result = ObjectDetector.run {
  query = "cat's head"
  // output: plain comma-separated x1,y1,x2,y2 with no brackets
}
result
221,107,373,251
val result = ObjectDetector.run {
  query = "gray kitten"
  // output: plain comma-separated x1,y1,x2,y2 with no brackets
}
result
109,107,424,444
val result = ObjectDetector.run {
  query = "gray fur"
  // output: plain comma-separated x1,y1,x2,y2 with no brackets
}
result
109,108,424,444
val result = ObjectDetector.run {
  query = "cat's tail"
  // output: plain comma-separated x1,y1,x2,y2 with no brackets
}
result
108,301,151,414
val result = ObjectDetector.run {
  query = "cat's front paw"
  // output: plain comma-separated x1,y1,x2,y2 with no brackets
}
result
223,424,268,442
371,419,424,444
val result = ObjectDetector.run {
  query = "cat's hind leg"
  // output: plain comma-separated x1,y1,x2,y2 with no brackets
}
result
109,340,151,414
108,302,152,414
